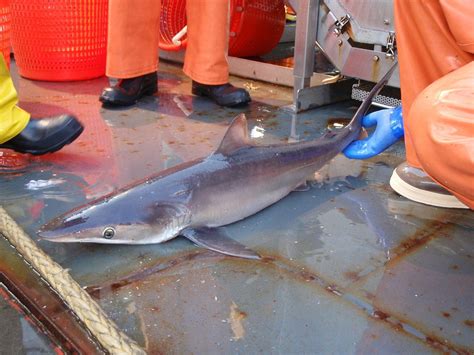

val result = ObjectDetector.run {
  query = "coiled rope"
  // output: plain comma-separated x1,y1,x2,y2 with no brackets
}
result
0,206,146,355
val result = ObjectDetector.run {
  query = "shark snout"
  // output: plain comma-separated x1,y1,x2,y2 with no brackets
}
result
38,212,89,241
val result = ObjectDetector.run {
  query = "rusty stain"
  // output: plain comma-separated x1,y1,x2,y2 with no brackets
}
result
364,291,375,300
265,121,279,128
450,265,459,270
373,310,390,321
425,336,471,355
441,312,451,318
229,301,247,340
393,322,404,332
387,216,455,266
343,271,361,282
464,320,474,327
87,251,211,296
372,60,380,83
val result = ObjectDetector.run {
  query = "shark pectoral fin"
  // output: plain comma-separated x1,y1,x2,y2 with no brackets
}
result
181,227,261,260
293,181,310,192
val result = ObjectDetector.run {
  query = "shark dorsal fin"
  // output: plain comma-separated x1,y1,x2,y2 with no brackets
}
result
214,114,251,155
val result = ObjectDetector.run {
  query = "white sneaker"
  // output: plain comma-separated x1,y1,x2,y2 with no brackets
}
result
389,162,469,209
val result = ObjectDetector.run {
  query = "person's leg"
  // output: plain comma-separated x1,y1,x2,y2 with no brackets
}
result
184,0,250,107
0,55,30,144
183,0,228,85
402,62,474,209
100,0,161,106
0,56,83,155
394,0,474,168
389,0,474,208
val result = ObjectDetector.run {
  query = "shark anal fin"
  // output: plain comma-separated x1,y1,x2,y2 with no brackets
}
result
181,227,261,260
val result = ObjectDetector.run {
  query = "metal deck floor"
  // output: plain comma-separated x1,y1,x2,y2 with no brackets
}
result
0,61,473,354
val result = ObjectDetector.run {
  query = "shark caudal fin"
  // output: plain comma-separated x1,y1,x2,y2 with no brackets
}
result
348,61,399,130
214,114,253,156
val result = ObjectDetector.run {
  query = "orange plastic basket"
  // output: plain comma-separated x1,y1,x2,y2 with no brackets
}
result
0,0,10,67
160,0,188,52
10,0,108,81
229,0,285,57
159,0,285,57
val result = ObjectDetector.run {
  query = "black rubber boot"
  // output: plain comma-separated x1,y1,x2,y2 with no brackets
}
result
99,72,158,107
192,81,251,107
0,115,84,155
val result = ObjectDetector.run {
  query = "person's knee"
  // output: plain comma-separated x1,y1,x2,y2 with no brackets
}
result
407,67,474,204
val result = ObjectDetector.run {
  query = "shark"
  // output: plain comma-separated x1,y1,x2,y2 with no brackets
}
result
38,63,397,259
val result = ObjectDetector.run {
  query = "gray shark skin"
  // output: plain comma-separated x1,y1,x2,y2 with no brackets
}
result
38,63,397,259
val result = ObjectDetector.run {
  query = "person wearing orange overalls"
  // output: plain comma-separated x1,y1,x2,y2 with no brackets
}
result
99,0,251,108
0,55,83,155
344,0,473,209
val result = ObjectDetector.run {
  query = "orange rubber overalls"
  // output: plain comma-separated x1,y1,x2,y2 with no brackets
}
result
106,0,229,85
394,0,474,208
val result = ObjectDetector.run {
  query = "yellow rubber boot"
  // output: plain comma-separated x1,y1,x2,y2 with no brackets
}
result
0,55,30,145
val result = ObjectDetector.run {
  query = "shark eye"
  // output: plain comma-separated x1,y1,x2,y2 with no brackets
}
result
102,227,116,239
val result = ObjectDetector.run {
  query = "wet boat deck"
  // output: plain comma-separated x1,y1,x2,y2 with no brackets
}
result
1,61,473,354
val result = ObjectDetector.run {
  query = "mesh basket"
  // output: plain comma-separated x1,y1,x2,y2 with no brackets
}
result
228,0,285,57
10,0,108,81
0,0,10,67
159,0,285,57
160,0,187,51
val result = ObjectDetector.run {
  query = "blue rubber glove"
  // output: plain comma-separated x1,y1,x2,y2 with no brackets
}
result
343,106,404,159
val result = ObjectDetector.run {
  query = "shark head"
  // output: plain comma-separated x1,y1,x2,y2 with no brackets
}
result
38,193,190,244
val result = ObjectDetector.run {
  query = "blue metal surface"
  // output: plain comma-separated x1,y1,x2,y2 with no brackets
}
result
1,61,473,354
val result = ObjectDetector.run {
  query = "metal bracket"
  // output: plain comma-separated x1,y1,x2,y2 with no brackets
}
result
386,31,396,58
333,14,351,36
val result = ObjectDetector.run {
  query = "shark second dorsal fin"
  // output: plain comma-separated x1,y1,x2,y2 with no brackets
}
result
214,114,251,156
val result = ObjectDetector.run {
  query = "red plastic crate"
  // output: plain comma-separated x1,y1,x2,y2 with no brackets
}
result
0,0,10,67
159,0,285,58
10,0,108,81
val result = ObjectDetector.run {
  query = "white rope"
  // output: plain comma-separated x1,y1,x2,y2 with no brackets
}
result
0,206,146,355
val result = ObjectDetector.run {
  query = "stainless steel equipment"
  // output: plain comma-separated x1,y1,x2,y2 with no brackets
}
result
317,0,399,87
291,0,401,112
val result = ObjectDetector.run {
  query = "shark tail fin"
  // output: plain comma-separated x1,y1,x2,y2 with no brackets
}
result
349,61,399,130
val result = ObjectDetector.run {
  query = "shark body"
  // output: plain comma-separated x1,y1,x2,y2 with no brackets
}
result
39,63,397,259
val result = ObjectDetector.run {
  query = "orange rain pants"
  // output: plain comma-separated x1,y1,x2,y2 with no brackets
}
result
394,0,474,208
106,0,229,85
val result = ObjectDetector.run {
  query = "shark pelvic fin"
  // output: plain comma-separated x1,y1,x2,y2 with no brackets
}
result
214,114,252,156
293,181,310,192
181,227,261,260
